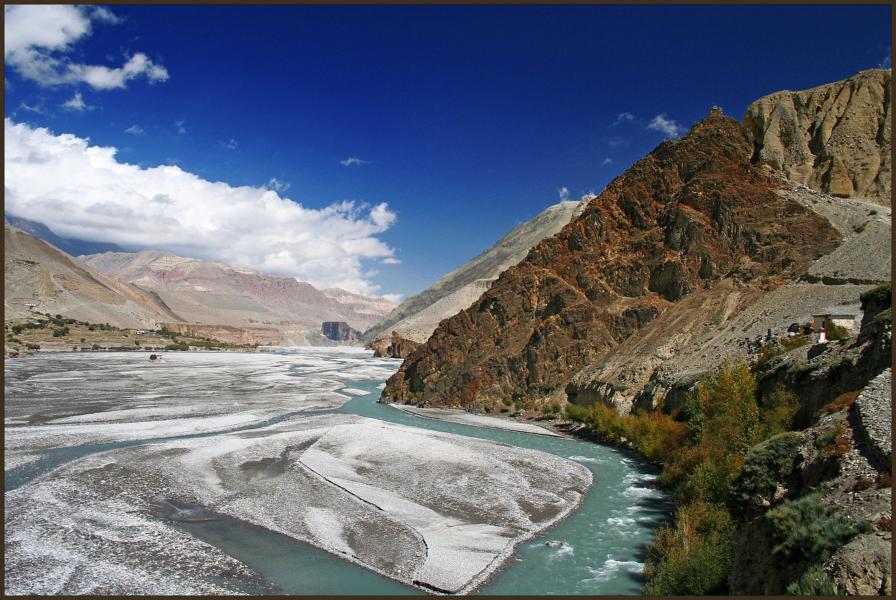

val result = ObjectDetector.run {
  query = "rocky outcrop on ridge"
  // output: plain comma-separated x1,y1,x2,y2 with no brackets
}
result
362,200,585,348
382,111,841,411
744,69,891,205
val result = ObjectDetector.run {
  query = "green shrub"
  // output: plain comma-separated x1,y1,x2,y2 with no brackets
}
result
165,342,189,351
859,282,891,311
564,403,590,423
645,501,735,595
731,432,801,512
766,493,871,564
678,461,729,504
92,344,101,350
52,326,70,337
759,386,800,438
25,343,40,350
786,565,840,595
781,334,809,351
825,321,850,341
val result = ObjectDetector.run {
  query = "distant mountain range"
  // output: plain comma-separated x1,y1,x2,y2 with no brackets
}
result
5,225,396,345
4,214,125,256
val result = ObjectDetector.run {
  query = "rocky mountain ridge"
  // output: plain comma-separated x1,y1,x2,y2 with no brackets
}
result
382,110,841,411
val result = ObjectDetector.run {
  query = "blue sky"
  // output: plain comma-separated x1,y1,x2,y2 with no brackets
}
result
5,4,892,298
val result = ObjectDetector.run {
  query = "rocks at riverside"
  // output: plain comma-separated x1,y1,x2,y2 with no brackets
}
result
369,331,421,358
745,69,891,206
382,110,840,411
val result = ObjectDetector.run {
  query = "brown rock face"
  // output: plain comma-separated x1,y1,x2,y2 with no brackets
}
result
382,113,840,410
369,331,422,358
744,69,892,205
162,322,282,345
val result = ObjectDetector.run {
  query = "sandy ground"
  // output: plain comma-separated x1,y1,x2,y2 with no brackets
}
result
389,404,560,437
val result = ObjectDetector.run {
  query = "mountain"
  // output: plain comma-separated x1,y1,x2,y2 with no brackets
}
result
4,225,181,329
4,214,125,256
745,69,891,205
361,200,585,356
381,109,842,411
79,250,396,346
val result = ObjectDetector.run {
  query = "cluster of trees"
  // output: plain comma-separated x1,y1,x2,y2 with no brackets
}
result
566,359,804,594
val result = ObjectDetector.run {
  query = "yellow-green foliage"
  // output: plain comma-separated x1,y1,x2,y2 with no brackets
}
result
644,501,735,595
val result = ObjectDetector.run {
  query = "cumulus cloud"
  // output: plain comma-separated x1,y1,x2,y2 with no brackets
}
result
612,112,635,126
61,91,88,111
558,186,570,201
4,5,168,90
340,157,369,167
175,119,186,135
5,119,400,295
265,177,290,193
124,124,143,135
647,113,682,138
221,138,238,150
601,157,613,166
382,257,401,265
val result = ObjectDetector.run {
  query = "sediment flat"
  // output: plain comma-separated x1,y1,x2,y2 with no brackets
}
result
389,404,560,437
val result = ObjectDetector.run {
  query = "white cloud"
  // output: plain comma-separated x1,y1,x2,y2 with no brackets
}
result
124,124,143,135
175,119,186,135
612,112,635,126
558,186,570,201
601,158,613,166
340,157,370,167
265,177,290,193
4,5,168,90
647,113,682,138
5,119,400,295
881,48,892,69
221,138,238,150
382,257,401,265
18,101,46,114
61,91,88,111
380,293,404,304
607,136,627,148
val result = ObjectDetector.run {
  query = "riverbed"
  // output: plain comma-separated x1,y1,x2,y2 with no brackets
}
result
4,349,667,595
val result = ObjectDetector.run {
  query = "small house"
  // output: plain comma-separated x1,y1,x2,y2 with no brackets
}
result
812,305,862,335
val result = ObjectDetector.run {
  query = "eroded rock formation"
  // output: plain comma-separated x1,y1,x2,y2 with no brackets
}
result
745,69,891,205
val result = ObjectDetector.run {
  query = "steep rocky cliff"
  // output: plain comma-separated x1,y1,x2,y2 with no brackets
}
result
321,321,360,342
745,69,891,205
382,111,840,411
362,200,585,352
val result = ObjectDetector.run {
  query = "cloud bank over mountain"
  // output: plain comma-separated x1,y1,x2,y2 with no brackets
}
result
5,119,399,295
